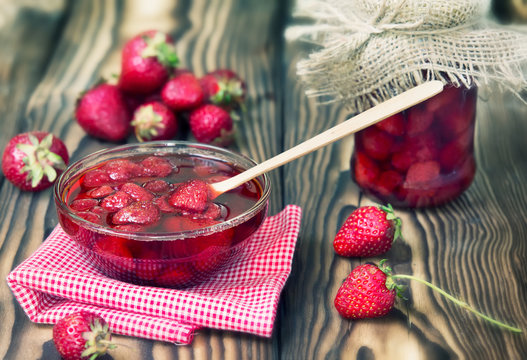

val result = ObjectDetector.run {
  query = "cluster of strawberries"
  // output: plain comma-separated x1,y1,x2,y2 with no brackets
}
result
332,205,403,320
331,205,522,336
69,156,225,232
353,85,477,207
75,30,245,146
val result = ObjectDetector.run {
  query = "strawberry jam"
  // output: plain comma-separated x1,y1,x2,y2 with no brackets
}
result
351,84,477,208
54,143,269,288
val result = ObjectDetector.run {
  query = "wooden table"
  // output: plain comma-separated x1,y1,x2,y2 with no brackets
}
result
1,1,526,359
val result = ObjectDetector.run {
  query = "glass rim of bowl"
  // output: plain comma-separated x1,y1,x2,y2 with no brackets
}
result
53,140,271,241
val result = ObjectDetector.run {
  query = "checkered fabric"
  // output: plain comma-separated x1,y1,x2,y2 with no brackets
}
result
7,205,301,344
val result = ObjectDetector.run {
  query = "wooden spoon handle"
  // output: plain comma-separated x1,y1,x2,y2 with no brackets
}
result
210,81,444,196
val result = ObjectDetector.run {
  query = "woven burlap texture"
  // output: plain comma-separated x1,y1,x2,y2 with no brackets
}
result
287,0,527,112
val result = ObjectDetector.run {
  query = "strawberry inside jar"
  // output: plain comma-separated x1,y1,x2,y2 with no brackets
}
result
351,83,478,208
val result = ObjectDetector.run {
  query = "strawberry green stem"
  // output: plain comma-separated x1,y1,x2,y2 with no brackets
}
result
391,274,522,333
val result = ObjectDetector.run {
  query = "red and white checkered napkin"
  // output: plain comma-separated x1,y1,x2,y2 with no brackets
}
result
7,205,301,344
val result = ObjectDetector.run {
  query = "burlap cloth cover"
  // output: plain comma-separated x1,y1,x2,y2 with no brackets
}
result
286,0,527,113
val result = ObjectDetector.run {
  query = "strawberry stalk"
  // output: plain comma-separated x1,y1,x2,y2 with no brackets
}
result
380,204,402,241
141,32,179,68
390,273,522,333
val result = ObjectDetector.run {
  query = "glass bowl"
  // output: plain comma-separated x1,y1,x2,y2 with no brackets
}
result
53,141,270,288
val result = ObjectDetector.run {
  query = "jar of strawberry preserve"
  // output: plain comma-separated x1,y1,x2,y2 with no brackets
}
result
351,83,478,208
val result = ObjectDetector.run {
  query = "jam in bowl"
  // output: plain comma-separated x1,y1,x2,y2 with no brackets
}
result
53,141,270,287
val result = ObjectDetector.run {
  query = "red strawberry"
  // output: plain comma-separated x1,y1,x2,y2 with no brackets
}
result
390,132,439,172
120,182,154,202
356,127,395,161
405,105,435,137
75,83,131,142
425,84,462,113
375,113,405,136
70,199,99,212
2,131,69,191
374,170,404,197
334,261,523,332
200,69,246,110
161,71,204,111
52,311,115,360
168,179,211,213
143,179,171,194
94,236,133,258
112,201,161,225
189,104,234,146
140,155,174,177
118,30,179,94
100,190,134,212
333,204,401,257
438,87,477,141
101,159,143,182
334,261,400,319
439,127,474,172
154,194,178,213
131,101,178,142
404,161,441,189
86,185,114,198
156,265,195,287
81,169,111,188
352,152,380,188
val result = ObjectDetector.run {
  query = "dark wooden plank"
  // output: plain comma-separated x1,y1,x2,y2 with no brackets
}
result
1,0,287,359
280,22,527,360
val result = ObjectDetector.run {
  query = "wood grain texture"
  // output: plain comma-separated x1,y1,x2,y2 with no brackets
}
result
1,0,526,359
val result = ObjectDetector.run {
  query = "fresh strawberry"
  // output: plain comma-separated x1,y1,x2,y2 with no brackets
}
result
75,83,131,142
131,101,178,142
140,155,174,177
334,261,523,332
161,71,204,111
112,201,161,225
375,113,405,136
52,311,115,360
189,104,234,146
334,261,400,319
168,179,210,213
200,69,246,110
118,30,179,94
333,204,401,258
2,131,69,191
356,127,395,161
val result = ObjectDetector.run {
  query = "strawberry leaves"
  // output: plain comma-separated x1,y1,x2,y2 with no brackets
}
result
17,133,66,188
141,31,179,69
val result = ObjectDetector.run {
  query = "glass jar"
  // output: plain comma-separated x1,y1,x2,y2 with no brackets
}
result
351,84,478,208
